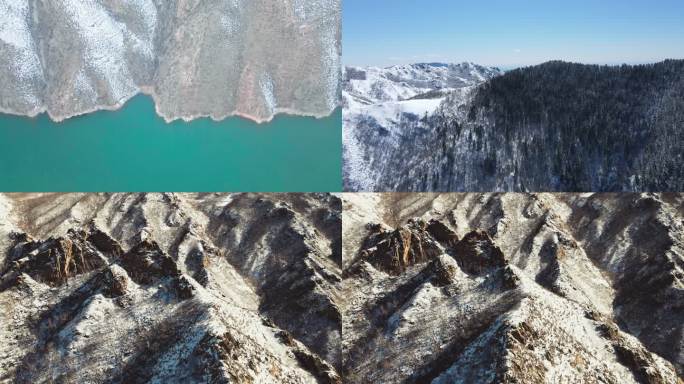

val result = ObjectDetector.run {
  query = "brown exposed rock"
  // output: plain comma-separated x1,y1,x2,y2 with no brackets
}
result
614,344,680,384
192,331,252,383
501,265,520,290
293,349,342,384
275,330,296,347
358,219,442,275
597,322,621,341
431,257,458,287
453,230,506,275
184,245,211,287
595,318,682,384
173,275,195,300
118,239,195,300
500,322,550,384
101,267,128,297
86,227,124,256
119,239,180,284
2,230,105,287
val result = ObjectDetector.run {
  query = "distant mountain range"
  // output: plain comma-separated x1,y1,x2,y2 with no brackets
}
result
343,60,684,192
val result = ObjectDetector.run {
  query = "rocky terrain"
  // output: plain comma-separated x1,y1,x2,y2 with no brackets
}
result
0,0,340,123
342,192,684,383
343,60,684,192
3,192,683,383
0,193,342,383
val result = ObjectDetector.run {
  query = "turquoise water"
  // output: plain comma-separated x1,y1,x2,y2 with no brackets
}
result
0,95,341,192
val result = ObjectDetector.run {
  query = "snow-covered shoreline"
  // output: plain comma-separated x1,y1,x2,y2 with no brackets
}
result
0,0,341,124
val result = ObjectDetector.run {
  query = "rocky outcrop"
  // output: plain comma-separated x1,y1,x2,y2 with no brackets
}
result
452,230,506,275
353,220,442,275
1,229,107,288
0,193,341,383
341,193,684,383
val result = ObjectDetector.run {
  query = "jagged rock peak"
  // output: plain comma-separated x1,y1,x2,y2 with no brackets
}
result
341,193,684,383
0,193,341,383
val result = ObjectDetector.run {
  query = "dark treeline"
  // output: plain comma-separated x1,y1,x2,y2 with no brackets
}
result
465,60,684,190
417,60,684,191
349,60,684,192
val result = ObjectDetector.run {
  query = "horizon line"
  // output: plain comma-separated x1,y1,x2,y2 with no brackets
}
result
343,58,684,70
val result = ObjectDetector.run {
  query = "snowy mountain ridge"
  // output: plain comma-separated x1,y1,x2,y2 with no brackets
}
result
342,192,684,383
344,62,502,105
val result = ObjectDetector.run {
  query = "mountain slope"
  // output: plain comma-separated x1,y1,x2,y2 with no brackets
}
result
0,193,341,383
343,60,684,192
0,0,340,122
341,192,684,383
342,62,502,190
3,193,683,383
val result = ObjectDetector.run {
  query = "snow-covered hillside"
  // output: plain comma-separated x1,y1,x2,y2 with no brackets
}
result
0,0,340,123
343,62,502,190
342,192,684,383
343,60,684,193
0,193,342,383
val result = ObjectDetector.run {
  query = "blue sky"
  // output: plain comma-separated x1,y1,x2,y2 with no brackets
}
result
344,0,684,68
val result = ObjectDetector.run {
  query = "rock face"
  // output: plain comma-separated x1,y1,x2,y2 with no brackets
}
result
343,60,684,192
0,193,341,383
341,192,684,383
0,0,340,123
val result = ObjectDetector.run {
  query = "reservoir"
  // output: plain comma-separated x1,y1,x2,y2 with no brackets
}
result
0,95,341,192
